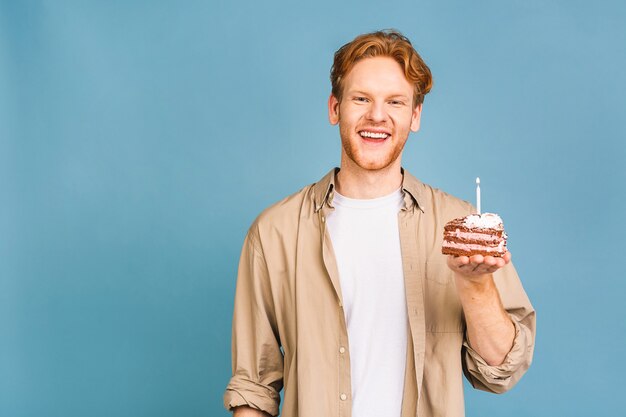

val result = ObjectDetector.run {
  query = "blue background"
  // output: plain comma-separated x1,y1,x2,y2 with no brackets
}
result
2,1,625,416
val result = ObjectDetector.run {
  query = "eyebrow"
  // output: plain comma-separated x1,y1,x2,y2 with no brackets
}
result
344,90,368,97
347,90,410,100
387,90,411,97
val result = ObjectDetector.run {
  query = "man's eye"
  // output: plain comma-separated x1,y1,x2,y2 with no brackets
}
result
390,100,405,106
354,97,368,102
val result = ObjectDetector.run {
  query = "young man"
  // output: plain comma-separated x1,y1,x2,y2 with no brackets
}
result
224,30,535,417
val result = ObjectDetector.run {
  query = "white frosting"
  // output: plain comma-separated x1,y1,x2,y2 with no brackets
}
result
445,230,501,242
463,213,503,229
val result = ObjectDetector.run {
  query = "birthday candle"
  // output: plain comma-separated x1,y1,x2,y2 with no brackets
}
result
476,177,481,215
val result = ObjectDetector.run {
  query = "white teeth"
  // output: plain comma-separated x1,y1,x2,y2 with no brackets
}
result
360,131,389,139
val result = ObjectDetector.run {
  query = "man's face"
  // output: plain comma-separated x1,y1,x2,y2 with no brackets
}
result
328,56,422,172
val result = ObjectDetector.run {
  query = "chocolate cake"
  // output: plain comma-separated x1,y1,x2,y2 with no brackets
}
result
441,213,508,257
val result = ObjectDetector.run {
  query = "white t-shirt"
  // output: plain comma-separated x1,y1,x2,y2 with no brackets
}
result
326,188,408,417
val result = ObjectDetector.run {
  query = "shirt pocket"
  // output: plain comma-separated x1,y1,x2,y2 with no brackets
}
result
423,260,464,333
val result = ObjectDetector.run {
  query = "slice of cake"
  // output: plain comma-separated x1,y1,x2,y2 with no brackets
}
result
441,213,508,257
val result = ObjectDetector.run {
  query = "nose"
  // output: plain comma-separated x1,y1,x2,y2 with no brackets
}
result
366,101,387,123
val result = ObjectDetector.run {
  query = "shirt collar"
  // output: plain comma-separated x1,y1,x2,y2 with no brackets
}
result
312,168,338,212
313,167,425,213
400,168,426,213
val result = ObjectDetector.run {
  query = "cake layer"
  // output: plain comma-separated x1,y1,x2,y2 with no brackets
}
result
443,226,505,236
442,240,506,254
441,213,508,258
443,230,503,244
441,246,505,257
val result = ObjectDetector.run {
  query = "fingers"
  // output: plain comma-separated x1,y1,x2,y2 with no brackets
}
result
503,251,512,264
469,254,484,264
447,252,511,276
447,255,469,268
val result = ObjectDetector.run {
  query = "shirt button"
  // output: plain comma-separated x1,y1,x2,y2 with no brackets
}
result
339,347,346,354
340,393,347,401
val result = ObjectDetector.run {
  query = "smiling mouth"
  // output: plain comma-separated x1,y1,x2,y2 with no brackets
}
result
359,130,390,140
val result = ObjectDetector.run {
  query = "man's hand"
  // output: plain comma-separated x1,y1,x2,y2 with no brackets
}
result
446,252,511,280
446,251,515,366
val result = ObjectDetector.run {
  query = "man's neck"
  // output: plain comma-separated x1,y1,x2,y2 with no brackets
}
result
335,159,403,199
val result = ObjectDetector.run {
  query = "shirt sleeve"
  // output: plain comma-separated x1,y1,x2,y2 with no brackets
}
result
223,227,283,416
461,261,536,394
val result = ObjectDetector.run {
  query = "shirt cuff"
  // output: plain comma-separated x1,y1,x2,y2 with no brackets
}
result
224,376,281,416
464,316,533,389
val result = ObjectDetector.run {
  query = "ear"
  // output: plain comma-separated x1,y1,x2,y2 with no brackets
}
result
410,103,423,132
328,94,340,125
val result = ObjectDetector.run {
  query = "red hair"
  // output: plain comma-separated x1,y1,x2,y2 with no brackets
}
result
331,30,433,107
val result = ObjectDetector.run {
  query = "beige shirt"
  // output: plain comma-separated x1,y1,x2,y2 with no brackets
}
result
224,168,536,417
